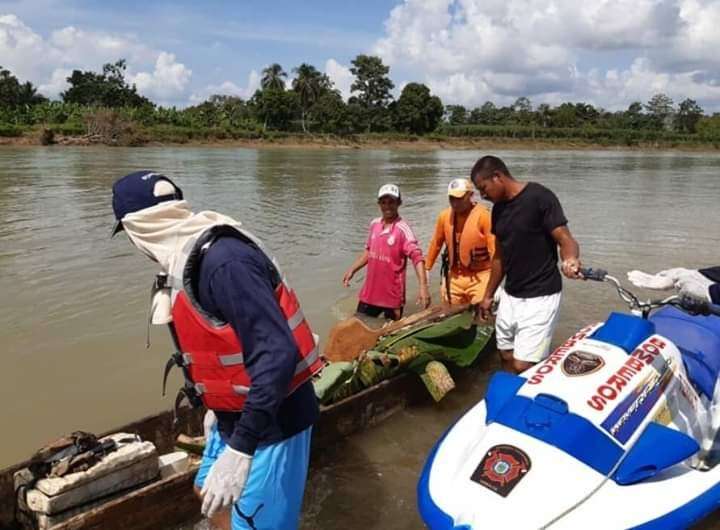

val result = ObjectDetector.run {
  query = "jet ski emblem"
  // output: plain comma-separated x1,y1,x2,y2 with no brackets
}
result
471,444,530,497
562,351,605,377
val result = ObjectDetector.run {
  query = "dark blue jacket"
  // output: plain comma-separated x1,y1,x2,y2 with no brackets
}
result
196,236,319,455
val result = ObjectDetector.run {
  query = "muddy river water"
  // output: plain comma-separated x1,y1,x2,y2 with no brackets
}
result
1,146,719,528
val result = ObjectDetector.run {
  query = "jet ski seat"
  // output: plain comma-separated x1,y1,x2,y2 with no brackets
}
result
650,306,720,400
591,312,655,353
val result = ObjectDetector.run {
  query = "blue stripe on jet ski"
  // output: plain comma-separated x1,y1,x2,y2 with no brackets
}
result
629,480,720,530
482,371,623,475
493,394,623,475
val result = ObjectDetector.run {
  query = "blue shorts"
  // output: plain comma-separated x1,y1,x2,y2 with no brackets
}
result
194,426,312,530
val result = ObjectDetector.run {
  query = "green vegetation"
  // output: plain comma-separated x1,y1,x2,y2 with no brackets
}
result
1,56,719,148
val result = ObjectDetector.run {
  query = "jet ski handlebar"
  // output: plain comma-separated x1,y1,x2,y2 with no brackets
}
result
579,267,720,319
579,267,608,282
679,295,720,318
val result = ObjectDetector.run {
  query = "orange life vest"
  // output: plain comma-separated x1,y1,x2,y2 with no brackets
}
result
167,225,323,412
442,205,493,272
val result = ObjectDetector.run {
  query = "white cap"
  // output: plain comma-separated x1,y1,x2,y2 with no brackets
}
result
377,183,401,200
448,178,473,198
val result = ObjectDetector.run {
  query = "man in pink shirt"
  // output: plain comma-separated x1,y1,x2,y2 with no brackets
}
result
343,184,430,320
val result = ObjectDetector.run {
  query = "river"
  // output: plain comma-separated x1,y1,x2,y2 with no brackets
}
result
1,146,719,528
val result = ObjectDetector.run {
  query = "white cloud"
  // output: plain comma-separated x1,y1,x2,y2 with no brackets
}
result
373,0,720,110
0,14,52,83
0,13,191,104
38,68,72,96
188,70,260,105
325,58,353,100
129,52,191,106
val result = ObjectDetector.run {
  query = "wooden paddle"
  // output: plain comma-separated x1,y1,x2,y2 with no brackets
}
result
323,303,472,362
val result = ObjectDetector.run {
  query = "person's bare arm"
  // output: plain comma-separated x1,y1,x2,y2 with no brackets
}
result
551,225,582,279
479,243,504,319
343,250,368,286
425,213,446,272
413,260,431,308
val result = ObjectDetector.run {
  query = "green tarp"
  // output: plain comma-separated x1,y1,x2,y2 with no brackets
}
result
314,312,494,405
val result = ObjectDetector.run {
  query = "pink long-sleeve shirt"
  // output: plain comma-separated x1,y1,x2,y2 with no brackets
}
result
358,216,424,309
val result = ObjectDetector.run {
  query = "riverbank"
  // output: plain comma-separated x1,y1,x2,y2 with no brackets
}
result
151,135,720,152
2,128,720,152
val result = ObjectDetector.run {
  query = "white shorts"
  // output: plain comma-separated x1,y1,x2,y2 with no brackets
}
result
495,290,562,363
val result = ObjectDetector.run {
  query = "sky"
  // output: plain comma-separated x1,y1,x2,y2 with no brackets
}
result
2,0,720,112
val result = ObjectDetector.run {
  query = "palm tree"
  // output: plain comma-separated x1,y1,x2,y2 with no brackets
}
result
292,63,332,133
261,63,287,91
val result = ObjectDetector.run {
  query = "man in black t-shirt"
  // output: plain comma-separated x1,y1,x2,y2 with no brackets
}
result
470,155,583,374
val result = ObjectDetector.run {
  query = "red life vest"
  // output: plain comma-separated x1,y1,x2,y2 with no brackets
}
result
167,225,323,412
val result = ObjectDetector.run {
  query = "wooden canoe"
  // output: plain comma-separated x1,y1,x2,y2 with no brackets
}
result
0,342,495,530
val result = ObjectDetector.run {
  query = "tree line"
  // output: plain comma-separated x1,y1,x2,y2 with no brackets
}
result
2,55,720,143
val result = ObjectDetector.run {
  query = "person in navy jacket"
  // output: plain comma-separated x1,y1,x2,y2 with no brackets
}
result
111,171,321,530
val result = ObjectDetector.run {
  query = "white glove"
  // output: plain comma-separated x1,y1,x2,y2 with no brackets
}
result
201,447,252,518
627,270,675,290
627,268,708,293
675,270,713,302
203,410,217,443
659,268,701,283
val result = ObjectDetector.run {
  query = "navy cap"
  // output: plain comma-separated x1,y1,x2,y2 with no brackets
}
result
111,170,183,236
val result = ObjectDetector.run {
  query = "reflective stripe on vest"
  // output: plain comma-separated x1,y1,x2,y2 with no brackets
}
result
183,309,308,369
195,382,250,396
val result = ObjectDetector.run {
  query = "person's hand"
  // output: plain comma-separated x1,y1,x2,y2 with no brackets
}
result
477,296,494,321
470,247,490,268
674,270,713,302
200,447,252,518
342,268,355,287
203,410,217,444
561,258,582,279
417,285,431,309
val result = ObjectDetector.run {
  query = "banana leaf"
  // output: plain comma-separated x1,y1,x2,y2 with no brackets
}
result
382,312,493,368
313,361,354,404
315,312,494,405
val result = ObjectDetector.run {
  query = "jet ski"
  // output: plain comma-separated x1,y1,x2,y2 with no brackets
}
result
417,268,720,529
